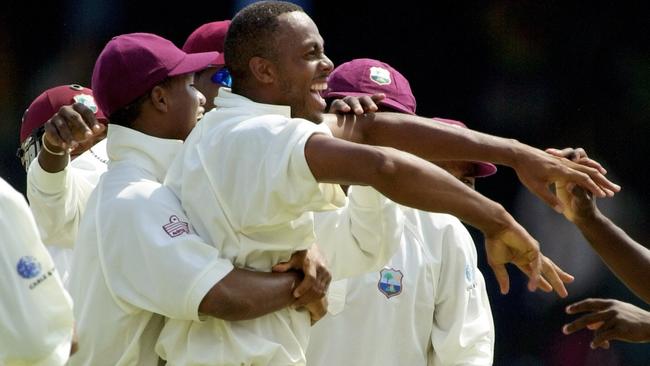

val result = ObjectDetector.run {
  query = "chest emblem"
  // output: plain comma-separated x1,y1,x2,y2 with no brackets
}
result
163,215,190,237
378,267,403,298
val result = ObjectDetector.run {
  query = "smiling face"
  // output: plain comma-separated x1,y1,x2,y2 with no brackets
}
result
272,11,333,123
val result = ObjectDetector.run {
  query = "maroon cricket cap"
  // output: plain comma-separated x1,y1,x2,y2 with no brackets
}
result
92,32,221,117
433,117,498,178
20,84,106,143
324,58,417,115
182,20,230,54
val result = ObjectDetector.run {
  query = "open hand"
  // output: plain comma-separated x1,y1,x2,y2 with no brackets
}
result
563,298,650,349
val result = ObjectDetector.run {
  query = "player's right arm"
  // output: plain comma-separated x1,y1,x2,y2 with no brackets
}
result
304,133,542,293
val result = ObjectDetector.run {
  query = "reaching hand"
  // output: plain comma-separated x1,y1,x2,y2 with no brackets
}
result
483,218,542,294
327,93,385,115
563,298,650,349
512,145,619,213
272,245,332,307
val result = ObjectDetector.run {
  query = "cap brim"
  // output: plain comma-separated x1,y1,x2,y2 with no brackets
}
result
169,51,222,76
324,91,415,115
473,162,498,178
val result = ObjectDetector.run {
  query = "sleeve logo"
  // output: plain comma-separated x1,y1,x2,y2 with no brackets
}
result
162,215,190,237
16,256,42,279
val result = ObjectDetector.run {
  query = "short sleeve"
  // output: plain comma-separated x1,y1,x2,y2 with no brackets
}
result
97,183,234,321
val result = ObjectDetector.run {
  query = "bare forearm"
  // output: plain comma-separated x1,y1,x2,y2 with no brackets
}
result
324,112,523,166
199,268,300,321
37,148,69,173
576,212,650,304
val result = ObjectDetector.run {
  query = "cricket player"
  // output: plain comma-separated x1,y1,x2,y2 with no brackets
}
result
307,59,500,366
0,177,74,365
18,84,107,287
157,2,617,365
66,33,330,366
182,20,232,112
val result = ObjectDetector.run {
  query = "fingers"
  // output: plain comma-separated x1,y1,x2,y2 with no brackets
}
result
526,251,542,292
564,159,620,197
562,310,613,334
343,96,364,115
591,326,615,349
489,263,510,295
293,265,330,307
370,93,385,103
271,261,293,273
540,257,570,298
328,99,351,114
59,104,93,141
357,95,379,113
72,102,103,133
566,298,611,314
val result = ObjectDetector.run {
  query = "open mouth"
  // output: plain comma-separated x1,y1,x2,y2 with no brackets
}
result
310,82,328,110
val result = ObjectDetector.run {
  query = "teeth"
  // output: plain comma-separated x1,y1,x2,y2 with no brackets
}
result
310,82,328,92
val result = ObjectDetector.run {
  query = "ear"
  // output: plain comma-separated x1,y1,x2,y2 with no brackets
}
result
150,84,169,113
249,56,276,84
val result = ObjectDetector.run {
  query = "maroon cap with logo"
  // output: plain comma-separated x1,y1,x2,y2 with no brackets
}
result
433,118,498,178
92,32,221,117
324,58,417,115
20,84,106,143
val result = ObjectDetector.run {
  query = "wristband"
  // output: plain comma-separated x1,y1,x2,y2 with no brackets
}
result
41,134,66,156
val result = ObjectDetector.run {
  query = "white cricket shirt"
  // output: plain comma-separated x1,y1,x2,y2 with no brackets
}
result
27,139,108,287
307,198,495,366
67,125,234,366
314,185,405,281
0,177,74,366
159,89,347,365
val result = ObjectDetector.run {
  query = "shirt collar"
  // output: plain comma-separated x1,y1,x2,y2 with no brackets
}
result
106,125,183,182
214,88,292,118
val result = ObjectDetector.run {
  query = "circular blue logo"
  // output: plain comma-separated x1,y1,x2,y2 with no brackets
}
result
16,256,41,279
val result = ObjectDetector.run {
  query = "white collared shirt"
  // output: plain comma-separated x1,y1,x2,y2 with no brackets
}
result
307,196,495,366
27,139,108,288
0,177,73,366
68,125,233,366
159,89,347,365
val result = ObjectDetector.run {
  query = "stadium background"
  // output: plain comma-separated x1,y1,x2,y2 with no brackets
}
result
0,1,648,364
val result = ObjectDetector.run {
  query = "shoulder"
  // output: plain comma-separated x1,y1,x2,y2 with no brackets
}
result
0,179,29,214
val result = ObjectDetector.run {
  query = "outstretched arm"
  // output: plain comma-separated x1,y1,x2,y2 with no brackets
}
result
556,182,650,304
305,133,544,294
322,112,620,211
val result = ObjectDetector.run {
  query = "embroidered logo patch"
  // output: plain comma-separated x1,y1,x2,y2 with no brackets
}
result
369,66,392,85
17,256,41,279
378,267,403,298
465,264,475,284
162,215,190,237
73,94,99,114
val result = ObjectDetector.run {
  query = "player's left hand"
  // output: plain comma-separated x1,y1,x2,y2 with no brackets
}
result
327,93,385,115
563,298,650,349
272,244,332,307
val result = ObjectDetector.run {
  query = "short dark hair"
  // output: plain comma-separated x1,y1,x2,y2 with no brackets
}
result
224,1,303,84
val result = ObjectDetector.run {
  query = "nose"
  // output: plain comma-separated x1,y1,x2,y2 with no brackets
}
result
321,53,334,74
196,89,206,106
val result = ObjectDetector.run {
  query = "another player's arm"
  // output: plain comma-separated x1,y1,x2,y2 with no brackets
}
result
199,269,302,321
557,183,650,304
305,133,543,294
39,104,104,173
322,112,620,210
